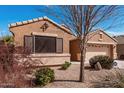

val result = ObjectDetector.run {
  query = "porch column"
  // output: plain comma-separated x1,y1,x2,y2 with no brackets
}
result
113,44,117,59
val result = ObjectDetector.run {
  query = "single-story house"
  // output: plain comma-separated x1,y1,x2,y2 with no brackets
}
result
70,30,117,62
9,16,118,65
114,35,124,60
9,16,75,66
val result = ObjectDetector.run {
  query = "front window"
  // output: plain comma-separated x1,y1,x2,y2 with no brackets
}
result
24,35,63,53
35,36,56,53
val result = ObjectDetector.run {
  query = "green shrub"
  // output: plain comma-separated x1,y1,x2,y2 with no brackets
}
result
89,55,114,69
35,67,55,86
61,61,71,70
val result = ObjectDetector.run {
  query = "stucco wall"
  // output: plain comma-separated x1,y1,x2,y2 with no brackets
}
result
17,53,70,66
88,30,116,44
30,53,70,66
9,19,75,53
70,30,117,61
113,45,117,59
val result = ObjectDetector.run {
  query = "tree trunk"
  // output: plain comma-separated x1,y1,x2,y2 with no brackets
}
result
79,39,87,82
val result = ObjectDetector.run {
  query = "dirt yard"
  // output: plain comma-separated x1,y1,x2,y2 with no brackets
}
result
44,64,124,88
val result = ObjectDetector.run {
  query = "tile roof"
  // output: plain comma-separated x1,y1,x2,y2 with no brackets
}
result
8,16,73,35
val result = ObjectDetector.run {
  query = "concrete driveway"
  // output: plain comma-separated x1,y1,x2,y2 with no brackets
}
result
114,60,124,69
71,60,124,69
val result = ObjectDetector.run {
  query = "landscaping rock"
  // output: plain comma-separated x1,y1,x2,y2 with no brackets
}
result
95,62,102,70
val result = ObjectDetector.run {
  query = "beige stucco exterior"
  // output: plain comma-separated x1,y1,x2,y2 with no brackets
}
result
70,30,117,62
9,17,117,65
9,17,75,66
9,17,74,53
29,53,70,66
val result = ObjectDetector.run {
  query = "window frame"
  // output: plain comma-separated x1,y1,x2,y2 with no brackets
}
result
34,35,57,53
24,35,63,54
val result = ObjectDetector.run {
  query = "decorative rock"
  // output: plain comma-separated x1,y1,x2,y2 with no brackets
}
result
95,62,102,70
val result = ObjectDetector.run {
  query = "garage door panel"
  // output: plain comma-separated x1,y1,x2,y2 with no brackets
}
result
85,44,110,62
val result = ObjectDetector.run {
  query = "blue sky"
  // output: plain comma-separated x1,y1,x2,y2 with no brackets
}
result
0,5,52,37
0,5,124,37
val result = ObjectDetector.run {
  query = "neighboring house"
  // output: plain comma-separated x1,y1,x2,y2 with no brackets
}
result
114,35,124,59
70,30,117,62
9,16,75,66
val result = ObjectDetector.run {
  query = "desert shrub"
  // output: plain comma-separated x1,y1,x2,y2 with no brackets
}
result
35,68,55,86
112,71,124,88
0,44,34,87
3,35,13,45
89,55,114,69
93,70,124,88
61,61,71,70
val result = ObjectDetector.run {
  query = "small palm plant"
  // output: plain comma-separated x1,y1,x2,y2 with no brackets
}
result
3,35,13,45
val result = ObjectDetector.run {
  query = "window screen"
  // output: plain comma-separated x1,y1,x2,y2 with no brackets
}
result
35,36,56,53
56,38,63,53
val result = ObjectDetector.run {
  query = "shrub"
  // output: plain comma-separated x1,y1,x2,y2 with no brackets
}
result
89,55,114,69
0,44,34,87
3,35,13,45
35,68,55,86
93,70,124,88
61,61,71,70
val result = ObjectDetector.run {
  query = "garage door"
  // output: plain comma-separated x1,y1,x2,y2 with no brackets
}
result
85,44,111,63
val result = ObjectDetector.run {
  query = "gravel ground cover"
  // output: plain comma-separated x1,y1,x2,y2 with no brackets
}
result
44,64,124,88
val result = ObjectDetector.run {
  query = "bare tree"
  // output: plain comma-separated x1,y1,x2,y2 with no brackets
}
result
38,5,123,82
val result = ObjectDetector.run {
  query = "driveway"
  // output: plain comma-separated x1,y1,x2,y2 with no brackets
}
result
114,60,124,69
72,60,124,69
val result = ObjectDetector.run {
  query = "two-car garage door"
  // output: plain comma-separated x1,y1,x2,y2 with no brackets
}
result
85,44,111,62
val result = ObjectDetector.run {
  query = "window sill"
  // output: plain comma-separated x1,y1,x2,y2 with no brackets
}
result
31,53,70,57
